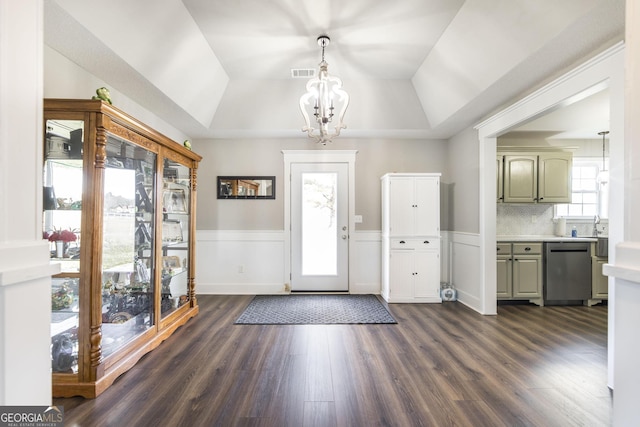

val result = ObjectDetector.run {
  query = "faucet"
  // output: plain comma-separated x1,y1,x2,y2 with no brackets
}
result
593,215,600,237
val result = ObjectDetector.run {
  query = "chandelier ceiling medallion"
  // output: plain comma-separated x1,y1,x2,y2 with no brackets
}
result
299,35,350,145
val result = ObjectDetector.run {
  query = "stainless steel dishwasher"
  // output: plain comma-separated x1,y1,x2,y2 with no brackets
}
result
544,241,592,303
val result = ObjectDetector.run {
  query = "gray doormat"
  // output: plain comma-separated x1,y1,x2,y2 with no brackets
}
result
234,294,397,325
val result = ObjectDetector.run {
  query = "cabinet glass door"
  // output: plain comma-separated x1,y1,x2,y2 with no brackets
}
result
45,119,83,373
101,135,157,357
161,160,190,318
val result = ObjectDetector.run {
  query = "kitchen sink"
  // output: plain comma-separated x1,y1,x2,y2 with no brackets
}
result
596,237,608,257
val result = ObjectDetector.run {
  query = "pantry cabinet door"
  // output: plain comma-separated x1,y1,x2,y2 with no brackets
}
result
414,177,440,237
388,177,415,236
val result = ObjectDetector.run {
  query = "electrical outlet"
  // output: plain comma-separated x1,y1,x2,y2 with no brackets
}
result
531,215,537,223
354,215,363,223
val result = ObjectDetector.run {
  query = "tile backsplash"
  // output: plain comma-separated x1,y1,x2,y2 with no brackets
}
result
497,204,608,237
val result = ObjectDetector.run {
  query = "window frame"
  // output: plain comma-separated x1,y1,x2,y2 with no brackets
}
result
554,157,606,221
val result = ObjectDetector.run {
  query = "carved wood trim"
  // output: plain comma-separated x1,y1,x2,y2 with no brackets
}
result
95,128,107,169
107,122,158,153
90,325,102,368
191,167,198,192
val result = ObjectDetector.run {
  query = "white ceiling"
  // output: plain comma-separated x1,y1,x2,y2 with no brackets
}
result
44,0,624,140
504,87,612,140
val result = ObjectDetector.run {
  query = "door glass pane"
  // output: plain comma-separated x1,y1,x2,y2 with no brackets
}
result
101,135,156,358
301,172,337,275
161,160,190,317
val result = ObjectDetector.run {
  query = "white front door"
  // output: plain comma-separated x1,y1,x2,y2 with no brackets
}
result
291,163,349,291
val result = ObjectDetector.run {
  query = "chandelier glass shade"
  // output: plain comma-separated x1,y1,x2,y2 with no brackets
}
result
299,35,349,145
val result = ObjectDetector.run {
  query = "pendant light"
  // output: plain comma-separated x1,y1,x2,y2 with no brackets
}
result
597,131,609,185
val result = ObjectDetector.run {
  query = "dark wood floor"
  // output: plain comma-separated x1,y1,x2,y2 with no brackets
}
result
55,295,611,427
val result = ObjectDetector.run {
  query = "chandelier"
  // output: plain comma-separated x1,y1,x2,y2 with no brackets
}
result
299,35,349,145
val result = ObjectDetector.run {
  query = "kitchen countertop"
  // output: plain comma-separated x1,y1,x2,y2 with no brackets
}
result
497,235,598,242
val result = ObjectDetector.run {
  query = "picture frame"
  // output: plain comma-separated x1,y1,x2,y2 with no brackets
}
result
162,220,183,242
217,176,275,199
162,256,181,269
163,188,187,213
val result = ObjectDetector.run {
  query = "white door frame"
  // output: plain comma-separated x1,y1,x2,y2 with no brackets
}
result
283,150,357,292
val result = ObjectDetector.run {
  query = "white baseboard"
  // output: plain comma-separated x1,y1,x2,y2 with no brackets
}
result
198,282,288,295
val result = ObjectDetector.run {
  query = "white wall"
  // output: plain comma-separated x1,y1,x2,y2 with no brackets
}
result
44,46,190,145
0,0,55,405
604,2,640,424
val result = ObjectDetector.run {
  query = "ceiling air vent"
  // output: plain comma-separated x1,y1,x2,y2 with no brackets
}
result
291,68,316,78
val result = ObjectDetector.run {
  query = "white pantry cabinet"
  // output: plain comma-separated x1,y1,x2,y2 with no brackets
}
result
381,173,441,303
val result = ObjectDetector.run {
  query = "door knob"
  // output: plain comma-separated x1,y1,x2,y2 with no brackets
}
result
341,235,347,240
342,226,347,231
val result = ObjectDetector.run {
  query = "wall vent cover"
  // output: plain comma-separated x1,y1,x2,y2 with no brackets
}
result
291,68,316,78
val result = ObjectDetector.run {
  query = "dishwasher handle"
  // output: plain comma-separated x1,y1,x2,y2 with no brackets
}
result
549,248,589,253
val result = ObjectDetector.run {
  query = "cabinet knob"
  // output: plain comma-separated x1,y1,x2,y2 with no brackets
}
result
497,247,501,251
539,197,544,201
424,240,429,244
525,247,531,251
399,240,406,244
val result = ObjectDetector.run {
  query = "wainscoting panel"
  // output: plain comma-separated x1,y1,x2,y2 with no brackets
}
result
196,230,386,295
196,230,286,294
447,232,482,312
350,231,382,294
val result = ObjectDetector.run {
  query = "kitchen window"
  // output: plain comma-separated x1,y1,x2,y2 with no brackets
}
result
555,158,606,219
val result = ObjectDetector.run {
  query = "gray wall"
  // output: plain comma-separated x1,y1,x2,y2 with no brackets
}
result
194,138,448,231
446,126,480,234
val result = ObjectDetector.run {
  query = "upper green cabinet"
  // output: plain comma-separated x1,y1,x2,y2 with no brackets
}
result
498,151,572,203
538,153,573,203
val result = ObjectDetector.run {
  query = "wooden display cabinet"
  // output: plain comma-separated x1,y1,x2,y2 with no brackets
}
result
44,99,201,398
